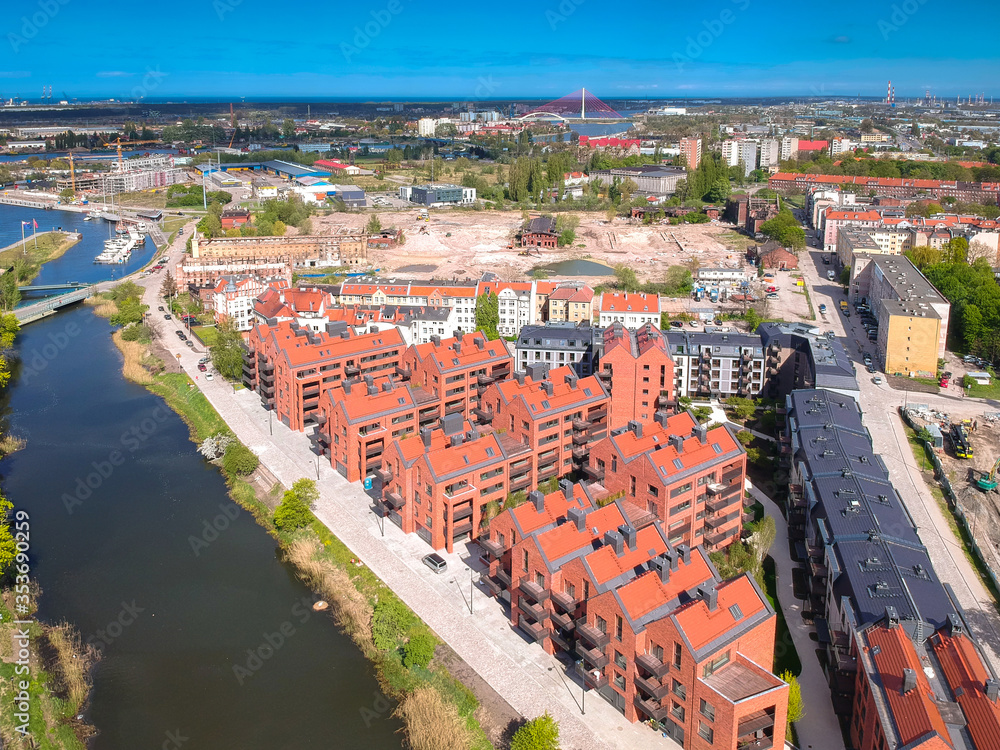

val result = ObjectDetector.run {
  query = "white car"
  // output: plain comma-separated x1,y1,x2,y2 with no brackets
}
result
205,372,214,381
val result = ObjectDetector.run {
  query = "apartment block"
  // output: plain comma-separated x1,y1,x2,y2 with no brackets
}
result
758,323,858,400
666,331,765,399
478,364,610,482
587,413,746,550
312,374,440,483
398,332,513,423
242,320,405,431
547,284,594,324
822,209,882,254
211,275,272,331
598,292,661,330
679,137,702,170
598,322,675,425
379,414,535,552
515,322,603,376
482,483,787,750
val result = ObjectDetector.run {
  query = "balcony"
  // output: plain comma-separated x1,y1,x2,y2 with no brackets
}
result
575,641,609,669
579,666,608,691
583,464,605,481
376,467,392,483
444,483,475,500
394,364,411,379
550,609,574,631
572,418,591,431
737,739,773,750
510,474,532,491
706,482,726,496
260,363,274,374
519,599,548,622
633,695,669,722
302,387,320,400
550,630,572,652
477,373,495,386
451,520,473,538
635,674,670,702
483,575,504,598
588,408,607,422
572,446,588,461
479,538,504,559
576,621,610,649
517,614,550,643
537,465,559,481
494,567,511,587
705,514,731,530
519,578,550,603
453,504,473,521
551,589,577,613
345,364,360,376
705,530,731,547
738,712,776,738
365,444,383,458
722,468,742,483
636,652,669,679
383,491,405,509
472,406,494,422
706,495,732,513
572,432,589,445
596,369,611,381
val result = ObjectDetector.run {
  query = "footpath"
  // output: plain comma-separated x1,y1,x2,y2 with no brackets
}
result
137,240,656,748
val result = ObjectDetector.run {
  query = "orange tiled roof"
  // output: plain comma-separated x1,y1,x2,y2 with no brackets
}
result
616,551,714,621
673,576,767,650
494,365,607,418
511,485,592,538
533,502,625,561
256,321,404,368
549,286,594,302
600,292,660,313
933,631,1000,749
586,525,668,586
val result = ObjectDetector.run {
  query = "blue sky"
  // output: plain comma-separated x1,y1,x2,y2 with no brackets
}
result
2,0,999,99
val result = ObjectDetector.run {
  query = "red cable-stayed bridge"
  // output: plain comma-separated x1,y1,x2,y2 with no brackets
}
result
520,88,627,121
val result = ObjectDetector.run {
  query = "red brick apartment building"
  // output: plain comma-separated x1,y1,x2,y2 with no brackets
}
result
242,321,405,431
478,363,610,482
587,412,746,551
379,414,535,551
312,374,440,483
398,332,512,422
482,483,788,749
850,614,1000,750
599,322,676,425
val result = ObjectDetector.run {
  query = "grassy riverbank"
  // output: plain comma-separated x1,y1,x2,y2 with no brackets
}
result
90,292,496,749
0,232,81,285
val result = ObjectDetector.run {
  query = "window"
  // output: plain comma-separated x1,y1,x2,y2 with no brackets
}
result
615,615,623,642
630,476,636,497
614,650,626,669
611,456,618,472
672,678,686,700
670,482,692,498
671,703,685,722
523,549,529,572
700,699,715,722
613,674,626,691
647,484,660,497
698,722,714,744
673,642,682,668
702,650,730,677
565,581,576,600
595,615,607,634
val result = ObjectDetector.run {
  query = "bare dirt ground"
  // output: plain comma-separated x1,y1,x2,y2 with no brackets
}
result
315,209,749,283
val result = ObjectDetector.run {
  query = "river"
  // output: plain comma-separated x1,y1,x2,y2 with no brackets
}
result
0,307,402,749
0,203,159,287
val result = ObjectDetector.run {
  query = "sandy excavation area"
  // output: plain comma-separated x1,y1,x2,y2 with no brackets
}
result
314,208,749,283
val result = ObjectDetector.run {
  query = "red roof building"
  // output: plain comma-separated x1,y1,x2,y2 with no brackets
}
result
795,140,829,153
587,412,746,550
598,322,676,425
770,172,1000,203
242,321,405,431
220,208,251,230
478,364,610,482
482,483,787,749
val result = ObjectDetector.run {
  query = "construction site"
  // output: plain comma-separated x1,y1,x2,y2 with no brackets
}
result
314,208,748,281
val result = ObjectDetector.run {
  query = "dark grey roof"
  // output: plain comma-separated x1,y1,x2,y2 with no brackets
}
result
665,330,763,357
517,322,603,351
525,216,557,235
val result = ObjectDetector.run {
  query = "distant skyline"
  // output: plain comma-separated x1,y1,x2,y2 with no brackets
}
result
3,0,999,100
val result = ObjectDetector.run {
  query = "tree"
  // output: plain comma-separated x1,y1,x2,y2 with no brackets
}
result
663,265,693,296
727,396,756,421
782,671,804,724
109,296,148,327
744,308,762,333
475,291,500,340
692,406,713,423
0,271,20,312
911,122,920,137
222,441,259,476
403,631,437,669
0,494,16,578
211,318,245,381
281,119,296,139
746,516,777,571
839,266,851,286
273,489,311,530
605,206,617,223
860,119,874,134
59,187,75,201
366,214,382,235
435,123,458,138
736,430,754,446
759,210,805,248
160,271,177,298
707,177,731,203
613,265,640,292
291,478,319,508
511,713,560,750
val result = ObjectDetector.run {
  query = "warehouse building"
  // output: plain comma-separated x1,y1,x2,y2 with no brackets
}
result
399,183,476,206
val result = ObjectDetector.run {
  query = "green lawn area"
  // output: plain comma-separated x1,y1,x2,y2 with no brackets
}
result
763,557,802,677
967,379,1000,400
147,373,228,441
193,325,218,347
717,230,756,252
781,194,806,209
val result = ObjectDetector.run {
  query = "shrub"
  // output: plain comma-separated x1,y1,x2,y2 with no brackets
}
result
403,631,437,669
273,490,311,530
222,441,259,476
372,598,416,651
511,712,560,750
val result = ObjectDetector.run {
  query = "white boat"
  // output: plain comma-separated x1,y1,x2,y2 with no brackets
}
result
94,235,137,264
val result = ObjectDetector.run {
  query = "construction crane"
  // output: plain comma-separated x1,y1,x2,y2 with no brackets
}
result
68,151,76,194
975,457,1000,491
99,136,160,168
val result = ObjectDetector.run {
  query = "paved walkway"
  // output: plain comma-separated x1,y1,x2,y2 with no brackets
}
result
746,482,844,750
136,239,672,749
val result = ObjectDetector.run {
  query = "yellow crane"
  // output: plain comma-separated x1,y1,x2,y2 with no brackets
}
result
100,137,160,169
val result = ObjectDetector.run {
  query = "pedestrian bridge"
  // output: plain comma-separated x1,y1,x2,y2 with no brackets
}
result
15,286,97,325
19,282,90,293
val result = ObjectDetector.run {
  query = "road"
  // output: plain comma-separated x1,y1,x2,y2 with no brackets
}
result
791,213,1000,671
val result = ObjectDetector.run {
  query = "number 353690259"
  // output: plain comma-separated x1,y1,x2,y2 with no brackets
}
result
14,510,30,597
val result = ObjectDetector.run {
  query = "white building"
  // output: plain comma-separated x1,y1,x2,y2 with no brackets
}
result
496,286,534,337
757,139,780,169
696,266,751,285
598,292,661,329
417,118,438,137
780,137,799,161
212,275,270,331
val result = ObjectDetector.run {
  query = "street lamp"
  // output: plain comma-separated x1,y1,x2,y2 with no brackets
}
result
575,660,587,715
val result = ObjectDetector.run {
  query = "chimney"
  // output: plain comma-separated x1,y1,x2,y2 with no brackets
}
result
564,372,578,389
700,584,718,611
666,549,679,571
441,412,463,436
558,478,573,498
947,613,964,637
340,330,350,340
693,424,708,444
654,411,669,427
420,427,432,448
367,384,378,396
603,530,625,556
655,554,671,583
986,679,1000,702
369,325,378,334
475,336,485,350
455,340,462,354
450,432,464,447
527,362,547,382
629,420,643,438
431,334,441,346
678,544,690,565
456,331,464,343
568,506,587,532
381,380,392,393
885,606,900,629
669,434,684,453
343,380,352,395
619,524,637,551
515,371,526,386
364,374,374,386
530,490,545,512
901,668,917,694
543,381,554,397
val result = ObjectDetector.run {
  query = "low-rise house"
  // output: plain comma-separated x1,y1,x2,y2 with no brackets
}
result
598,292,661,330
522,216,559,249
546,284,594,323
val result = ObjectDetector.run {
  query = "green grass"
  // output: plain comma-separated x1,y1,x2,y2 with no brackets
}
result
967,379,1000,400
147,373,228,441
763,557,802,677
0,231,81,284
192,325,218,347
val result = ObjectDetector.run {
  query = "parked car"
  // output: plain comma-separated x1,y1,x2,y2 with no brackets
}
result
873,375,883,385
766,293,779,300
157,306,164,311
205,372,214,381
818,303,827,314
185,340,194,347
670,321,683,328
422,553,447,574
164,314,171,320
198,363,207,372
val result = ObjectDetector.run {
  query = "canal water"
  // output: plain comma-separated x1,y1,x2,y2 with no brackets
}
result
0,307,402,749
0,203,158,288
536,258,615,276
